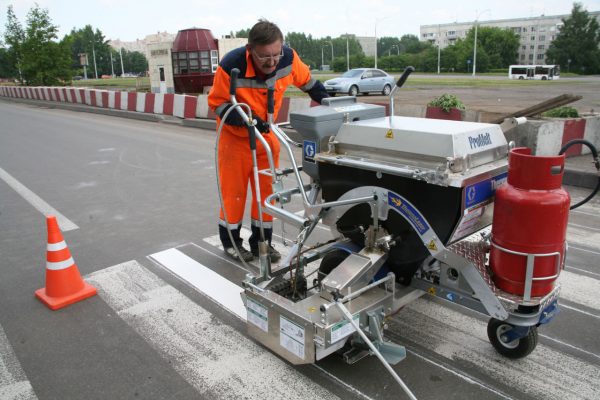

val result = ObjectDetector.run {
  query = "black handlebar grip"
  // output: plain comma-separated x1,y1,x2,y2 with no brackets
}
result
267,87,275,114
230,68,240,95
396,66,415,88
247,125,256,150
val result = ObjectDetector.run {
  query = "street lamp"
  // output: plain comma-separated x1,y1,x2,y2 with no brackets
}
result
374,16,391,69
325,40,334,64
472,9,490,77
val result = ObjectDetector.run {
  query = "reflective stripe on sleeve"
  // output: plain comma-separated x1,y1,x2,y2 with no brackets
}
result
300,78,316,91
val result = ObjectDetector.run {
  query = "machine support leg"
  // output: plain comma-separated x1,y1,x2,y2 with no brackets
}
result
335,301,418,400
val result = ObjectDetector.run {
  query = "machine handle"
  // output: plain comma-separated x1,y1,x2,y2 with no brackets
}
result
267,87,275,114
247,125,257,150
230,68,240,95
396,66,415,89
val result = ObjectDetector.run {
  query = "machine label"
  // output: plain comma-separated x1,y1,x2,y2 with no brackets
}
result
387,192,430,235
247,298,268,332
280,316,305,359
464,172,508,208
468,132,493,149
330,314,360,344
303,140,316,164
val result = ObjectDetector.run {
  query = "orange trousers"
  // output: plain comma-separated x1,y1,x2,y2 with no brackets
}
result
218,131,280,226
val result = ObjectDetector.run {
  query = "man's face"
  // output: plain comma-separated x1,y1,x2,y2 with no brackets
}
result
249,40,283,75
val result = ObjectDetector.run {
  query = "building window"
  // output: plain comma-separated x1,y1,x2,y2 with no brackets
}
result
521,54,526,60
522,45,526,50
538,44,545,50
529,54,534,60
537,53,545,60
530,45,535,50
531,36,536,41
539,35,546,41
211,50,218,73
531,26,536,32
522,27,527,32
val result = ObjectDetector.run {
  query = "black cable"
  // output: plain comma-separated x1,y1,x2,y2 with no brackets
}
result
559,139,600,210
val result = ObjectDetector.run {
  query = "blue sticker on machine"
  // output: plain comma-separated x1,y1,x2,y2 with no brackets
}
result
303,140,316,163
388,192,430,235
464,172,508,208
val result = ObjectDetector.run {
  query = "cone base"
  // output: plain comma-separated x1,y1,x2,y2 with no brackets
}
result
35,281,97,310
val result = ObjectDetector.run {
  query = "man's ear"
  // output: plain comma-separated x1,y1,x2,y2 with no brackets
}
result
245,44,252,52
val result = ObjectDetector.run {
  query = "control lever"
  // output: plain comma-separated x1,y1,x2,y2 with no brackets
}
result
389,66,415,125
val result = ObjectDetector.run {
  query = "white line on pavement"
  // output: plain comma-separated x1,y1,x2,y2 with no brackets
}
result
86,260,340,400
0,167,78,231
393,297,600,400
0,324,37,400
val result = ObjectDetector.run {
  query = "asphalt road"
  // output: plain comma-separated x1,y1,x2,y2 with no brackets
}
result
1,100,599,400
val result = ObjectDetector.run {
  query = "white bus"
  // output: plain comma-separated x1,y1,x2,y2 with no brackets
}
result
508,65,560,80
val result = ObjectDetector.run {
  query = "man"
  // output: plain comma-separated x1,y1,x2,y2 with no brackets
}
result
208,19,328,262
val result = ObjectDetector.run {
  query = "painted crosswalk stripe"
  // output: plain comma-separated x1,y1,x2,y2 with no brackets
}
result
149,247,246,319
86,260,340,400
0,324,37,400
391,297,600,400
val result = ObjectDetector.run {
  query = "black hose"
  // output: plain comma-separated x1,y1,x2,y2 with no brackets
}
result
558,139,600,210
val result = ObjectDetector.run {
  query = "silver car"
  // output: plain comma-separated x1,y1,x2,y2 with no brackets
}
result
324,68,396,96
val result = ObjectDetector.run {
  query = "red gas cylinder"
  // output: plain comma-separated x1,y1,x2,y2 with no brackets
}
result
490,147,570,297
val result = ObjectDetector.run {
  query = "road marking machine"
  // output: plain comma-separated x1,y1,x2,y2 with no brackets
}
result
215,67,599,398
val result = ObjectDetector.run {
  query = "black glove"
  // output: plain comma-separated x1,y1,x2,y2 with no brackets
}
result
252,115,270,133
219,103,246,127
219,104,270,133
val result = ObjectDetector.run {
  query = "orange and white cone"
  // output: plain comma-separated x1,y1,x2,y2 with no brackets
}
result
35,215,97,310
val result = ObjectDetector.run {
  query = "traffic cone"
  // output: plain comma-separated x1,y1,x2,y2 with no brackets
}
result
35,215,97,310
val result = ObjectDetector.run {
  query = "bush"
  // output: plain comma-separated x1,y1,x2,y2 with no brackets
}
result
542,106,579,118
427,93,465,112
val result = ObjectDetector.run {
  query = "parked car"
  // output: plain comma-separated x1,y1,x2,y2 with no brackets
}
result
324,68,396,96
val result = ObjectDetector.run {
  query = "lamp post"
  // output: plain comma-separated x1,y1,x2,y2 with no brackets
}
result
437,24,441,74
374,16,391,69
325,40,334,64
472,9,490,77
346,33,350,71
391,45,400,56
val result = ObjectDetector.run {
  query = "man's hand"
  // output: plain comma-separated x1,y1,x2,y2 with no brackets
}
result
252,115,270,133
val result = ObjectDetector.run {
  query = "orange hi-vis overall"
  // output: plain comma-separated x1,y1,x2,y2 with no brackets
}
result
208,46,327,248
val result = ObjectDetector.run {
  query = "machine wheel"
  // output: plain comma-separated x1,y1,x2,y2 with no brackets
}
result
382,84,392,96
487,318,538,359
542,76,548,80
518,76,525,80
348,85,359,96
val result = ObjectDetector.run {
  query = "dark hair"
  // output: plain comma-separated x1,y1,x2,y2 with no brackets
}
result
248,19,283,47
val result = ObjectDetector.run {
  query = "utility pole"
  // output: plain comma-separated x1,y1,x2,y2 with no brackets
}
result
346,34,350,71
437,24,441,74
110,51,115,78
92,45,98,79
119,47,125,77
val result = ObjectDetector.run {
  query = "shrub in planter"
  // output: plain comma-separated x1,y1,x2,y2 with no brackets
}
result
542,106,579,118
426,93,466,121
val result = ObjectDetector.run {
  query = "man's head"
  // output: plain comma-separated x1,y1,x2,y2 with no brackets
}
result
247,19,284,76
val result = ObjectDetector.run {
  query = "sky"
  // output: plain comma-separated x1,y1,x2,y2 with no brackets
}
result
1,0,600,43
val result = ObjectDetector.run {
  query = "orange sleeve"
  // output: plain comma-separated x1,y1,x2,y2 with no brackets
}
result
291,49,313,89
208,66,248,138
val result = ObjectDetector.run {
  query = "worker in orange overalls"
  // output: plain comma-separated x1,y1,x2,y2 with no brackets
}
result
208,19,328,262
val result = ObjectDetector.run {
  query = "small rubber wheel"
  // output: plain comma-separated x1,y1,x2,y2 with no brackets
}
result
348,85,358,96
487,318,538,359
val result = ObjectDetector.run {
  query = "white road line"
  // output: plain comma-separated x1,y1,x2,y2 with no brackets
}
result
148,248,246,319
86,260,340,400
559,270,600,311
570,223,600,232
0,324,37,400
565,265,600,278
0,167,78,231
539,334,600,361
568,244,600,256
559,303,600,320
392,297,600,400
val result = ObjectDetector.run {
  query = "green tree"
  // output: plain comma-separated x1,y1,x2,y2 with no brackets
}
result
4,4,72,85
0,46,18,78
64,25,114,78
235,28,250,38
472,26,520,68
546,2,600,74
3,5,25,81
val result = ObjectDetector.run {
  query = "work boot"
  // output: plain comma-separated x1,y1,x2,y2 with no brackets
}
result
224,245,254,262
251,244,281,263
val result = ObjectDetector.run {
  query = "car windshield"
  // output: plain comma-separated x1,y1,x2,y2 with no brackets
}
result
341,70,363,78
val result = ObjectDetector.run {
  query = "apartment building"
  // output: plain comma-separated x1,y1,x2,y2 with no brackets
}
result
420,12,600,65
